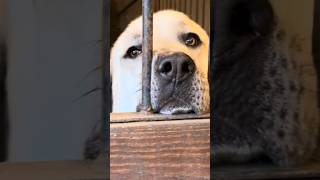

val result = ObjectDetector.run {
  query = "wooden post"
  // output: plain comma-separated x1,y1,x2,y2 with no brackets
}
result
110,113,210,179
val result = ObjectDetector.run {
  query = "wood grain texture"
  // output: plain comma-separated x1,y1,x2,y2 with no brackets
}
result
204,0,210,34
110,117,210,179
110,112,209,123
112,0,137,14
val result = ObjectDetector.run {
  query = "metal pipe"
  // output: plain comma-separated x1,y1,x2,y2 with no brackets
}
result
141,0,153,113
313,0,320,107
102,0,110,165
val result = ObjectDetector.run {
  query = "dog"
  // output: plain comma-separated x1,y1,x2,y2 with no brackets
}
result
110,10,210,115
84,10,210,159
211,0,319,166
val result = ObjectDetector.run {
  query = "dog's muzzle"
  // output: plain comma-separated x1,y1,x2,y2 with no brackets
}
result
151,52,197,114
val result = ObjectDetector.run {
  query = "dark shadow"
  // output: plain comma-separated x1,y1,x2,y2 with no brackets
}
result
0,42,7,162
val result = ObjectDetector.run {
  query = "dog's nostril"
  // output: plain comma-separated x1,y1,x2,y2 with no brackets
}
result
157,53,195,81
182,61,193,74
160,61,172,74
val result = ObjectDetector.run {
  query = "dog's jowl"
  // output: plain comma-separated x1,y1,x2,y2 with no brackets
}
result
212,0,319,166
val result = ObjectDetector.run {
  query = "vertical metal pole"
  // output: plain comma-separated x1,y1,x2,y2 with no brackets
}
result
210,0,214,175
313,0,320,107
102,0,110,175
141,0,153,113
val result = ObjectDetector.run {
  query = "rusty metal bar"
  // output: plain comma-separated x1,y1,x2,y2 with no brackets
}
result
313,0,320,107
141,0,153,113
102,0,110,171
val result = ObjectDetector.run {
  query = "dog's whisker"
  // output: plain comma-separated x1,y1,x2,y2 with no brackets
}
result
74,66,103,87
73,87,102,103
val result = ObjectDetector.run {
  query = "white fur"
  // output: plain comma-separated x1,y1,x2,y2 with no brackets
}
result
110,10,209,113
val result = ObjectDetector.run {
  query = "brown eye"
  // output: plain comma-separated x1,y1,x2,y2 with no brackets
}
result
124,46,142,59
185,37,196,46
182,33,201,48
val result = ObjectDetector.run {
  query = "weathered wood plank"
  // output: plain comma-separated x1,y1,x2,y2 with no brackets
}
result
110,118,210,179
117,0,142,34
204,0,210,34
110,112,210,123
197,0,204,27
112,0,137,14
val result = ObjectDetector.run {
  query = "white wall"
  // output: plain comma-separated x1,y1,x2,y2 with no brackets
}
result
6,0,103,161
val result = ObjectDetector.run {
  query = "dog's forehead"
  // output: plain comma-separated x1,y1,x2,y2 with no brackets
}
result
153,10,189,29
124,10,202,40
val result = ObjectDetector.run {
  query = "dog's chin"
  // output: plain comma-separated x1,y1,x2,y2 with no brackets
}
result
160,106,194,115
156,99,194,115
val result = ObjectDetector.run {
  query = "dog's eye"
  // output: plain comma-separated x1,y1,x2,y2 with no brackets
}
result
124,46,142,59
183,33,201,48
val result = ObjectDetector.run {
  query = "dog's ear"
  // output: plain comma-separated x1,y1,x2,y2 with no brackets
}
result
212,0,275,57
230,0,275,37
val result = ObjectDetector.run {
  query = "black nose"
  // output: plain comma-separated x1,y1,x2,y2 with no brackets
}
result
157,53,196,82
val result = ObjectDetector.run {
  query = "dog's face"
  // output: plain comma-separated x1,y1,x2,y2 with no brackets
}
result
212,0,319,166
111,10,209,114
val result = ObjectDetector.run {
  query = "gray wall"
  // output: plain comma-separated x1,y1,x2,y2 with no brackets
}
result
6,0,103,162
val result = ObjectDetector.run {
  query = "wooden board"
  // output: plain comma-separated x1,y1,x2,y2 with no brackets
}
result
110,112,209,123
110,113,210,179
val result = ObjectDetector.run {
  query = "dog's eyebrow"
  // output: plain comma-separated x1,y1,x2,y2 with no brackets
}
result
133,34,141,40
178,21,186,27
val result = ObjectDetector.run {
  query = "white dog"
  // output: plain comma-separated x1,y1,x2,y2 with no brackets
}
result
110,10,210,114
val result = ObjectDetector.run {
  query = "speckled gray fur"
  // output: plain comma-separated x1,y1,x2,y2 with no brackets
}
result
211,0,319,166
